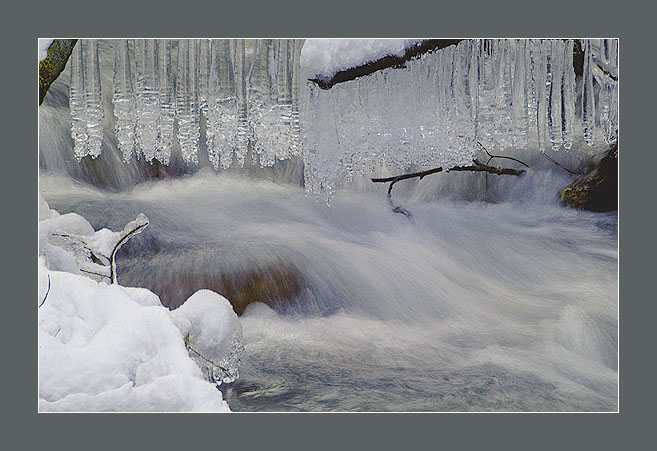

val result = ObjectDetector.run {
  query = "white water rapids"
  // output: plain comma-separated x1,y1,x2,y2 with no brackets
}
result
39,169,618,412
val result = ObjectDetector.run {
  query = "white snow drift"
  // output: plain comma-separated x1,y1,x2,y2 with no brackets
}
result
38,194,242,412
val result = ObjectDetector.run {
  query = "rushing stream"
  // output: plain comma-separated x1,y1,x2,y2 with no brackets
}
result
40,170,618,412
38,38,618,411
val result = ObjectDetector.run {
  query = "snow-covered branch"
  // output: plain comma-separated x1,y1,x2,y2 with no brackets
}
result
42,209,149,284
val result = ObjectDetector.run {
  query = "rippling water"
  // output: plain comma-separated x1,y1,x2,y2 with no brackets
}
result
40,169,618,412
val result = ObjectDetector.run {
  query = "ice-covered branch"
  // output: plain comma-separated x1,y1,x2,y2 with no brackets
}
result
109,214,149,284
306,39,463,89
50,214,149,284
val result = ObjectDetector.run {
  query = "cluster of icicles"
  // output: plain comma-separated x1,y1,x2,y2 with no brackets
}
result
70,39,304,168
299,39,618,201
68,39,618,202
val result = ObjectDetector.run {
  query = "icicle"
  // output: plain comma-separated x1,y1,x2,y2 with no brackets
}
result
134,39,160,162
561,40,576,150
70,39,104,161
453,40,475,160
176,39,200,165
112,40,136,162
275,40,293,162
526,39,537,135
494,40,513,149
477,39,497,149
534,40,549,152
156,39,175,165
468,40,480,141
249,39,276,166
512,39,528,148
207,39,237,170
289,39,304,157
607,39,618,144
582,39,596,146
198,39,211,122
548,40,564,151
598,38,618,144
69,41,88,161
84,40,104,159
233,39,249,167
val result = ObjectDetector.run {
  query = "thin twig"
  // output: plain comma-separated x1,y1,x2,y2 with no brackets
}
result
477,142,530,168
371,160,525,184
39,274,51,308
596,62,618,82
372,160,525,217
186,344,233,381
79,268,111,280
540,151,583,175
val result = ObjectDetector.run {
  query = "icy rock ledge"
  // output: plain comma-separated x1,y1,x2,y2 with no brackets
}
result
38,195,241,412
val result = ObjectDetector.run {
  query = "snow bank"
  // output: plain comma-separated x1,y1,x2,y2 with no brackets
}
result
300,39,423,81
38,194,241,412
39,39,54,62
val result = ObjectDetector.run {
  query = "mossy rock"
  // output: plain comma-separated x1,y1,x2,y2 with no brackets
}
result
39,39,77,105
559,143,618,212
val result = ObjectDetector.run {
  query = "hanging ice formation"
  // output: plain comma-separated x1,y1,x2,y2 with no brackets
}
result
299,38,619,201
72,39,304,168
69,39,103,161
68,39,618,201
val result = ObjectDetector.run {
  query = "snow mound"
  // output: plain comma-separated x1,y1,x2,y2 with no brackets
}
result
300,39,423,81
38,194,238,412
171,290,243,385
38,261,232,412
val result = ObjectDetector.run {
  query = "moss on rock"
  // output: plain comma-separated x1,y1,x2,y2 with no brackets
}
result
559,143,618,212
39,39,77,105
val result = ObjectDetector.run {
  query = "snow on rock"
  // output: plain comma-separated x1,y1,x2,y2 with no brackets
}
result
39,39,54,62
300,39,423,81
38,196,238,412
170,290,244,385
38,205,96,275
38,261,233,412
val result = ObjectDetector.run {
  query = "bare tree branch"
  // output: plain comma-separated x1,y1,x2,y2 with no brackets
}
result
372,160,525,217
540,151,584,175
477,142,529,168
48,214,149,284
184,334,234,385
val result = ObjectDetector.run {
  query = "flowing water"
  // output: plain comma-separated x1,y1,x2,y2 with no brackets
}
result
38,38,617,411
40,169,618,412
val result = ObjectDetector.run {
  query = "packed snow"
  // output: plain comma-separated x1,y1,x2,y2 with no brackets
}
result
300,39,423,81
38,39,54,62
38,195,242,412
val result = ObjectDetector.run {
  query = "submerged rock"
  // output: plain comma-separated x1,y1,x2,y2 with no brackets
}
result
122,258,307,315
559,143,618,212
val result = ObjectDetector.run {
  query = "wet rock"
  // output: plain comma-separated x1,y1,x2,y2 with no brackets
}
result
123,259,307,315
559,143,618,212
